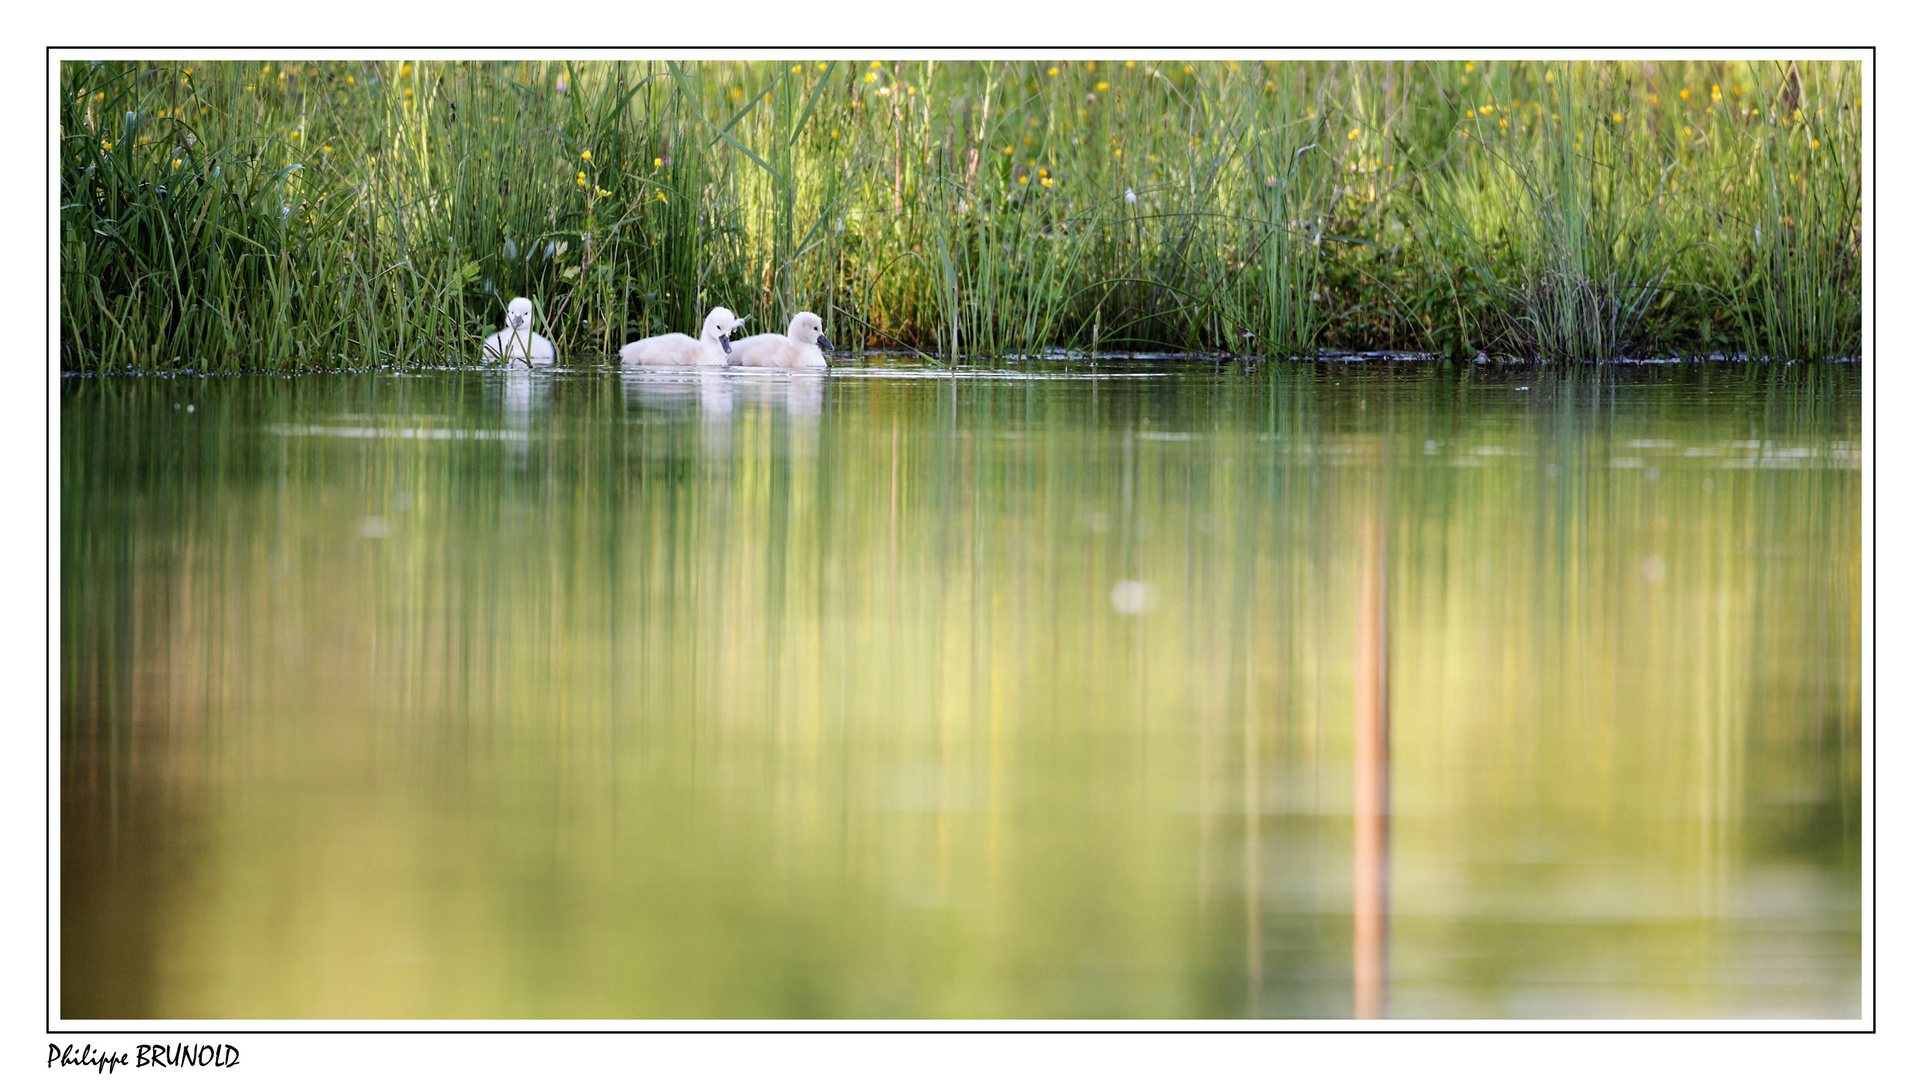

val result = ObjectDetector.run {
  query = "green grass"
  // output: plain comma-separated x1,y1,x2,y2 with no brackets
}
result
59,58,1861,371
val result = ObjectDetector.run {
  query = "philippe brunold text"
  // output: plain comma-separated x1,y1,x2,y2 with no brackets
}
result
49,1043,240,1073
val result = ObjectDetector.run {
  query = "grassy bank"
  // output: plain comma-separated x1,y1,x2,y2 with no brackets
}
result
59,58,1861,371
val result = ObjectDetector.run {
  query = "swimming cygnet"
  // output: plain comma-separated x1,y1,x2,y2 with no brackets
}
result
481,297,556,364
619,307,745,367
730,312,831,369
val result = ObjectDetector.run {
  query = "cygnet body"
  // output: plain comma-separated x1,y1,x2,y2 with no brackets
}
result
482,297,556,364
620,307,744,367
731,312,831,370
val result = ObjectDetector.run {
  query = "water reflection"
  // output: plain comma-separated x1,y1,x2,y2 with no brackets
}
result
1352,502,1389,1021
492,368,549,427
488,368,550,468
60,362,1860,1019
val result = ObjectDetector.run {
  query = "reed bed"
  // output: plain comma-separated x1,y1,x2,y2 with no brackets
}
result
59,59,1861,371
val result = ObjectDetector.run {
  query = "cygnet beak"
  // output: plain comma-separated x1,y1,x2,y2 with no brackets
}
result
816,334,831,351
720,335,732,354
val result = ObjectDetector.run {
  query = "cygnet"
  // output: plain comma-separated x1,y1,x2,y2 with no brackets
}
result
619,306,744,367
730,312,831,370
481,297,555,364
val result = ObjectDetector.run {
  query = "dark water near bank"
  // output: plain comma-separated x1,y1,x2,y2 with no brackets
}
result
61,360,1860,1019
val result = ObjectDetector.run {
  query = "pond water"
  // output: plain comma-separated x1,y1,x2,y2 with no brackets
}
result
61,359,1861,1020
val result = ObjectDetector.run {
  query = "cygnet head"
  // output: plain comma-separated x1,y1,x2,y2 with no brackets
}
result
505,297,534,330
703,306,747,354
788,311,831,352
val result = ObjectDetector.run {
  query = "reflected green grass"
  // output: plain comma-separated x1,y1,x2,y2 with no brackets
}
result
61,361,1858,1018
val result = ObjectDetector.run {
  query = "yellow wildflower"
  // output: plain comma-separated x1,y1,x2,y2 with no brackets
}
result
655,190,667,202
1018,175,1028,184
654,157,663,167
817,62,828,71
171,158,181,168
400,63,412,77
577,171,586,187
347,76,354,86
1810,139,1820,149
1041,176,1054,187
865,72,876,83
101,140,112,151
1047,67,1059,76
1347,127,1360,140
1125,60,1135,68
1612,112,1623,123
1679,89,1690,100
581,149,592,161
1096,82,1108,92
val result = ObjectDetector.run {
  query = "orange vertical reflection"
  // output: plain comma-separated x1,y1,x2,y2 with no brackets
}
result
1353,510,1389,1020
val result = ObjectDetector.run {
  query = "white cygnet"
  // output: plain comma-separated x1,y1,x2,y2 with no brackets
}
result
620,306,745,367
481,297,556,364
731,312,831,370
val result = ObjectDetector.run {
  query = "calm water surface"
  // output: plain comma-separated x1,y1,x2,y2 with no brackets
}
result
62,360,1860,1019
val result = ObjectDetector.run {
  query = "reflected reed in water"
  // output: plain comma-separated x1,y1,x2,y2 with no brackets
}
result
62,360,1860,1019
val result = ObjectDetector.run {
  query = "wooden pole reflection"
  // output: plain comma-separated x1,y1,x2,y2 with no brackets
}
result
1353,509,1390,1020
